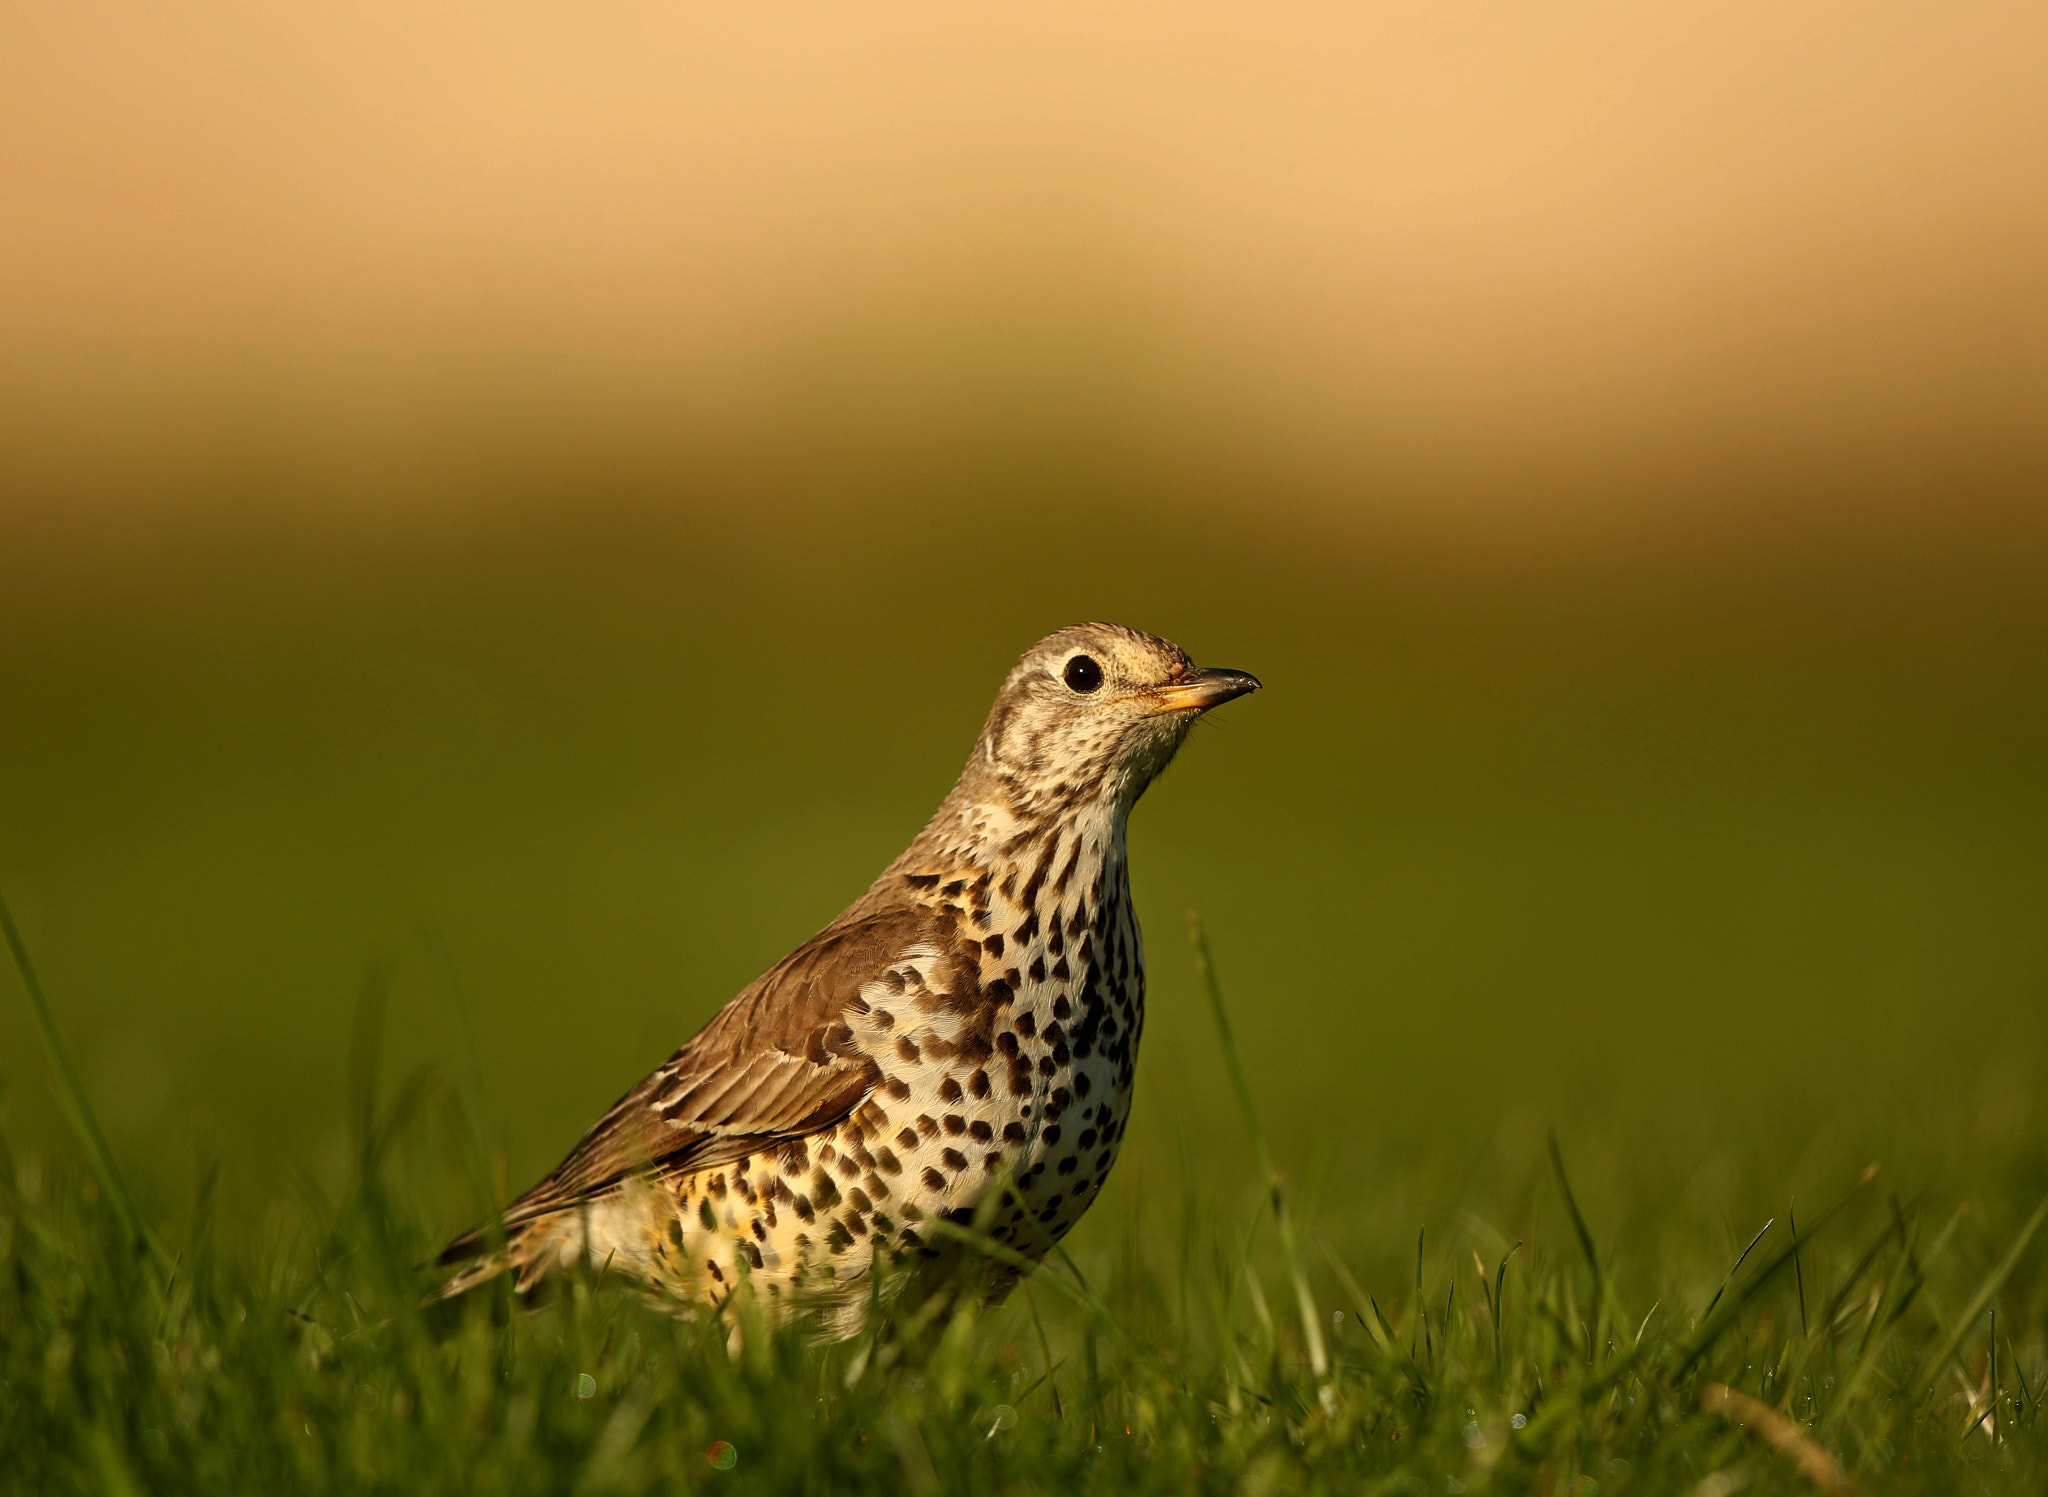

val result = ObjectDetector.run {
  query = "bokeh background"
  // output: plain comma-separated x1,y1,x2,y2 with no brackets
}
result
4,1,2046,1270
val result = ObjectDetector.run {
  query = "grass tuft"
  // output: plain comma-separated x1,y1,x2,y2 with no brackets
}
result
3,911,2044,1493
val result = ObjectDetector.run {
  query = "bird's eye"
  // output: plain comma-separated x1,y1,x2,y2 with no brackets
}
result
1063,654,1104,693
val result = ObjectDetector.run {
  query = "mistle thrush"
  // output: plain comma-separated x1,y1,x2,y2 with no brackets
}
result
437,623,1259,1331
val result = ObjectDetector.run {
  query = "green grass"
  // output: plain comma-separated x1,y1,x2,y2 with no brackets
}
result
3,507,2047,1491
5,891,2044,1496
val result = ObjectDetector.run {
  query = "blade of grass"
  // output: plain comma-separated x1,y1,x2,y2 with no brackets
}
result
1319,1242,1396,1358
1908,1195,2048,1400
2004,1333,2034,1427
1,890,169,1272
1790,1201,1809,1337
1189,912,1328,1386
1547,1132,1606,1354
1024,1285,1065,1419
1493,1241,1523,1381
1666,1168,1870,1380
1702,1218,1774,1323
1820,1180,1903,1335
1824,1200,1972,1422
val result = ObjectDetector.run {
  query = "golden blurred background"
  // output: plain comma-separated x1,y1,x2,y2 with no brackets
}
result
3,2,2046,1249
6,0,2045,526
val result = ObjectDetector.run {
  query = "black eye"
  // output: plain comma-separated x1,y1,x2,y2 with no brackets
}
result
1062,654,1104,693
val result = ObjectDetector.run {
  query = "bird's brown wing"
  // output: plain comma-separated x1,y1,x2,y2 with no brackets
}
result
442,904,936,1258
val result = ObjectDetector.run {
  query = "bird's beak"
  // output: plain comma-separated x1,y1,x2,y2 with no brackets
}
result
1149,667,1263,714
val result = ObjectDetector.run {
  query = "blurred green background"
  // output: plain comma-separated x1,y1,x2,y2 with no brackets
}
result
5,491,2046,1269
4,0,2048,1286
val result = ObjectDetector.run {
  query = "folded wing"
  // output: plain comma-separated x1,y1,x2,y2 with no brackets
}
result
440,903,937,1260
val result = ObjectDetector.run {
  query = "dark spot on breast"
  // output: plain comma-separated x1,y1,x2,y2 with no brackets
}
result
1052,1041,1070,1065
941,1148,968,1172
1003,1121,1027,1143
1008,1065,1033,1098
826,1221,853,1253
872,1009,894,1031
848,1186,873,1212
942,878,967,897
1042,1125,1061,1145
1057,1156,1079,1175
1052,993,1071,1020
969,1068,991,1099
1051,957,1071,981
997,1032,1020,1057
884,1076,911,1100
1079,1128,1098,1148
1015,911,1039,943
707,1173,727,1198
844,1212,868,1238
942,1113,966,1135
739,1238,764,1268
938,1076,963,1103
1021,840,1059,910
987,978,1014,1006
1016,1012,1037,1039
982,933,1004,959
706,1259,724,1282
921,1167,946,1191
876,1147,902,1174
1029,957,1047,983
896,1127,918,1152
1037,1055,1057,1076
667,1217,685,1246
916,1115,938,1139
896,1036,921,1063
969,1119,993,1142
699,1198,718,1230
904,872,940,888
1075,1073,1092,1096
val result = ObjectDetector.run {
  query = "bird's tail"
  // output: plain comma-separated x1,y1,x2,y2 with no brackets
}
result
429,1218,550,1302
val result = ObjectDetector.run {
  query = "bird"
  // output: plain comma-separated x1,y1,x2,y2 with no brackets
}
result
436,623,1260,1334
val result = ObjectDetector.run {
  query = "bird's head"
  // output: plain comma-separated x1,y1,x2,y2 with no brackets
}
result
972,623,1260,817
